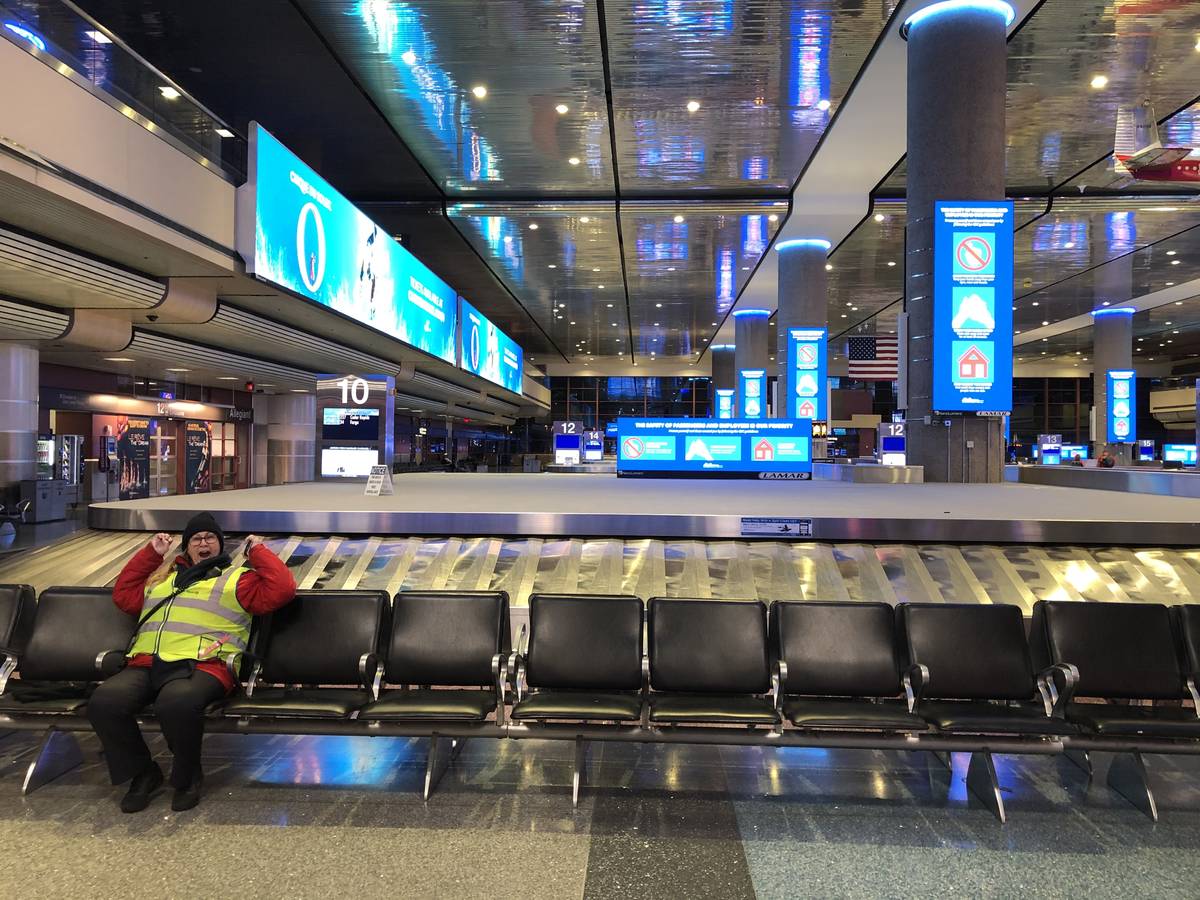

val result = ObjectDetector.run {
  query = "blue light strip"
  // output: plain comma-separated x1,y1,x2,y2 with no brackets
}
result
775,238,832,253
900,0,1015,39
709,344,735,350
1091,307,1136,317
732,309,771,318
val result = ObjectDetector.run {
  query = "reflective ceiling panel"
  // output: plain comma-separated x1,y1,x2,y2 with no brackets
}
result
620,201,786,358
297,0,614,195
604,0,897,194
885,1,1200,194
447,202,624,361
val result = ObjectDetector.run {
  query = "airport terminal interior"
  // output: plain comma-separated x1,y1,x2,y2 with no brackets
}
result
8,0,1200,897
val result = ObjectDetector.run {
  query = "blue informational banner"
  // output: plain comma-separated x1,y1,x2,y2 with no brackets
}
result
786,327,826,421
1106,370,1136,443
243,123,457,364
459,297,523,395
606,422,619,437
715,389,735,420
616,419,812,478
1164,444,1198,465
739,369,767,420
932,201,1014,412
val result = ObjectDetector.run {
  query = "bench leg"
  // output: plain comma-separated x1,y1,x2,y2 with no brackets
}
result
1107,751,1157,821
1062,748,1092,778
965,751,1006,824
22,727,83,795
572,737,589,808
423,736,464,801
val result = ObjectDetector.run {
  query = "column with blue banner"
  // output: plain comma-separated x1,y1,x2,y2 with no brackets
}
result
1106,370,1136,444
739,370,767,420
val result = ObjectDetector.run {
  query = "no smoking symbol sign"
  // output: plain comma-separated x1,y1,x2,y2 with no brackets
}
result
956,236,992,271
797,345,817,365
622,437,645,459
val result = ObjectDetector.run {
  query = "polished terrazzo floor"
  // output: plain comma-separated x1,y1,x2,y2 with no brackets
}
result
4,732,1200,898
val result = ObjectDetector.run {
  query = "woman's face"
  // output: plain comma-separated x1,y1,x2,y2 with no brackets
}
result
187,531,221,564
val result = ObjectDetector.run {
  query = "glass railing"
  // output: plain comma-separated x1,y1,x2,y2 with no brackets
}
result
0,0,245,180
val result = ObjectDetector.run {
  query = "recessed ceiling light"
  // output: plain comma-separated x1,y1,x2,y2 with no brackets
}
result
581,217,591,224
887,261,896,267
1166,321,1173,325
1064,242,1075,249
655,303,662,307
529,223,538,230
215,128,234,138
1167,250,1177,256
85,29,112,43
598,284,605,289
290,389,309,393
874,213,885,223
841,314,847,318
1090,74,1108,89
816,99,831,111
686,100,700,112
555,103,569,114
654,322,660,326
1101,301,1110,306
159,86,181,100
1032,301,1039,306
568,156,581,166
1042,320,1049,326
825,264,833,271
611,322,618,326
401,49,417,65
667,267,676,272
1168,283,1177,287
742,266,750,271
217,376,240,381
1172,259,1181,265
768,214,778,222
607,303,613,307
570,321,576,325
673,215,685,224
471,85,488,98
103,357,135,362
548,264,557,268
711,321,717,326
166,367,190,372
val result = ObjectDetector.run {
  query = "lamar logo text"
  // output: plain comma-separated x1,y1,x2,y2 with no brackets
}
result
758,472,811,480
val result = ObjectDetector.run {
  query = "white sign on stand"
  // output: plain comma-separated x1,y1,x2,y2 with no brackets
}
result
363,465,394,496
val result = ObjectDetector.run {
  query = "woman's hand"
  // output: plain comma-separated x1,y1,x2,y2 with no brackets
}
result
243,535,265,552
150,533,173,556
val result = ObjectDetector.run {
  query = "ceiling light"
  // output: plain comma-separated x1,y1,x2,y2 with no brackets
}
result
673,215,685,224
401,49,417,65
581,217,591,224
711,321,717,326
555,103,569,114
1090,74,1108,90
166,367,190,372
825,264,833,271
1042,320,1049,326
1168,283,1177,287
611,322,618,326
816,99,831,111
471,85,488,98
85,29,112,43
1172,259,1181,265
217,376,240,381
103,357,135,362
1166,321,1173,325
568,156,581,166
215,128,234,138
1064,242,1075,249
529,223,538,230
742,266,750,271
667,267,676,272
1042,338,1048,342
841,314,847,318
159,86,181,100
607,303,613,307
547,264,557,268
598,284,605,289
1102,301,1110,306
686,100,700,112
1167,250,1177,256
1176,299,1183,304
1032,301,1039,306
290,389,309,393
768,214,779,222
655,303,662,307
570,321,576,325
654,322,660,326
887,261,896,267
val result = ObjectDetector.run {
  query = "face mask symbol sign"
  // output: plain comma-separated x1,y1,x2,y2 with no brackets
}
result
296,201,327,293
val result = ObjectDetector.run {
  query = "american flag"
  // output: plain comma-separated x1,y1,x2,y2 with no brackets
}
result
847,335,898,381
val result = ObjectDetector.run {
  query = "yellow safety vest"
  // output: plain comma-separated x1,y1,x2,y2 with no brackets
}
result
128,565,251,664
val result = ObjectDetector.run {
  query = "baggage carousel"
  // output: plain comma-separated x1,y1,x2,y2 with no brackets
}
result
87,472,1200,545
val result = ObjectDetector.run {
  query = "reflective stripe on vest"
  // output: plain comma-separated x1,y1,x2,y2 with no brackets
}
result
128,565,250,663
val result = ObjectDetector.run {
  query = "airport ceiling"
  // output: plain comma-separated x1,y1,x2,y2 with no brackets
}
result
69,0,1200,374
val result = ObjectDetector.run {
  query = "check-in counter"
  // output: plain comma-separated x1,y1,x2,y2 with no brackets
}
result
812,462,924,483
1006,464,1200,498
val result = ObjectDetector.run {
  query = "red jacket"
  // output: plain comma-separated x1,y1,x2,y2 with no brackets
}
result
112,543,297,693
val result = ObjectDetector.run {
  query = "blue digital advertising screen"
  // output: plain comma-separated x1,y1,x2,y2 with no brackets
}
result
459,297,523,395
786,327,827,421
242,123,457,364
739,369,767,420
606,422,619,437
1061,444,1088,460
1106,370,1136,443
932,201,1014,412
616,418,813,478
715,389,735,420
1164,444,1197,465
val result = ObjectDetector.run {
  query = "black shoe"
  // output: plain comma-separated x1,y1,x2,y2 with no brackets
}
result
171,772,203,812
120,762,163,813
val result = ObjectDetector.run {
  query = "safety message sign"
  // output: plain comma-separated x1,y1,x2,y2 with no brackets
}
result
1106,370,1136,444
616,418,812,478
787,327,827,422
933,201,1013,413
739,369,767,420
715,389,735,420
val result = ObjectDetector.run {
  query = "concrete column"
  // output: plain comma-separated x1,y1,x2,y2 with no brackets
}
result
1092,308,1134,462
266,393,315,485
734,310,770,417
776,239,830,418
710,344,736,415
0,344,38,493
251,393,270,486
902,0,1010,482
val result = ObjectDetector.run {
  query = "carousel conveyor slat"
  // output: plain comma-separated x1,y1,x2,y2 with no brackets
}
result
4,531,1200,608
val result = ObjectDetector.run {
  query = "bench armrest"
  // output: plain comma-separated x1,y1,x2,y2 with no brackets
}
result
1187,676,1200,718
492,653,507,725
772,660,788,713
358,652,381,700
903,664,929,714
0,652,16,694
1037,663,1078,718
245,659,264,698
95,650,127,678
508,624,528,702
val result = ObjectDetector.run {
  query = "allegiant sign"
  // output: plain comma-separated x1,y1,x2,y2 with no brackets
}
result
239,123,457,364
932,201,1013,413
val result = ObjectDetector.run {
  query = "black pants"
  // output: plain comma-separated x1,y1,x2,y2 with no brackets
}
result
86,666,226,788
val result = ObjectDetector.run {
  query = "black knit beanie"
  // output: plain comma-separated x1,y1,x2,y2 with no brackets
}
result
181,512,225,552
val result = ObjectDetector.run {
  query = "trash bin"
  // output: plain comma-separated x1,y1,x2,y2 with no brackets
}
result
20,479,67,523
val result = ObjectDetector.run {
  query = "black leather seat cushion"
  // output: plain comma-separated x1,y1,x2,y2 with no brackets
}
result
525,594,643,692
259,591,388,687
386,592,508,687
784,698,929,732
649,598,770,694
360,689,495,721
648,694,777,724
19,588,135,682
511,691,642,722
772,601,903,697
919,701,1077,735
223,688,369,718
1066,703,1200,738
0,684,89,714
